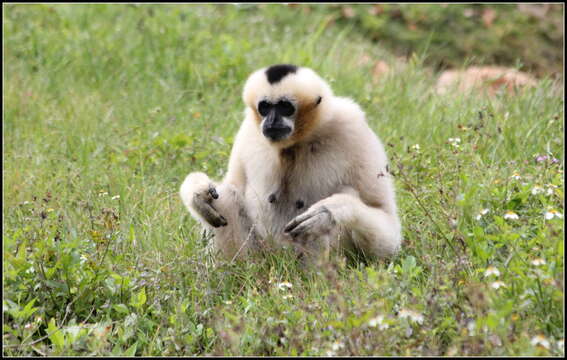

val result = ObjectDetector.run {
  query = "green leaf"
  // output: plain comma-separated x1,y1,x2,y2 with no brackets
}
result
48,318,65,348
20,298,38,320
113,304,130,314
130,288,146,309
124,342,138,356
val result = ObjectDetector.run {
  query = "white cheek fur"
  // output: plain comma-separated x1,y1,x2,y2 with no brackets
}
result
282,117,295,132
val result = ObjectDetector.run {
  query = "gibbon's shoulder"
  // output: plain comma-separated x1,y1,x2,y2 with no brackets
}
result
327,96,366,124
322,96,372,136
320,95,387,159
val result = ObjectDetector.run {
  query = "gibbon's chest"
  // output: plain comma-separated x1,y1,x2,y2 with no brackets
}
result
244,140,348,233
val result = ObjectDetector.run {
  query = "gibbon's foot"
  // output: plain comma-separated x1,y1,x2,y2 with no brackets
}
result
284,206,335,243
192,184,228,228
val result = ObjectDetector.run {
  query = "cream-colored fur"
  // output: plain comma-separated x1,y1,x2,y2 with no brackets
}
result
180,66,402,263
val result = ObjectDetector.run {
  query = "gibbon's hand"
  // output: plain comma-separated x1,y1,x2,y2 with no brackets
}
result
284,205,336,243
192,184,228,228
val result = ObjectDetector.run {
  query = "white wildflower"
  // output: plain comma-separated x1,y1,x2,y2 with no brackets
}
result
111,195,120,200
368,315,389,330
484,266,500,277
531,334,551,349
398,309,424,324
448,137,461,147
531,258,546,266
476,208,490,220
466,320,476,336
503,211,519,220
491,281,506,289
510,172,521,180
411,144,420,151
544,209,563,220
331,341,345,351
282,294,293,300
531,186,544,195
545,184,557,196
277,282,293,291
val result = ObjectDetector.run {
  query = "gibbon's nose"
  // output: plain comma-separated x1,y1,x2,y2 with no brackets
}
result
263,125,292,141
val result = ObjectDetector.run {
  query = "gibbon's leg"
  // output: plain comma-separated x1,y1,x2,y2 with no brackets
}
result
285,188,401,261
180,172,256,259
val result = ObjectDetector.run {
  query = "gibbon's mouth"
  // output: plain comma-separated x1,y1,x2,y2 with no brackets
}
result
262,126,292,142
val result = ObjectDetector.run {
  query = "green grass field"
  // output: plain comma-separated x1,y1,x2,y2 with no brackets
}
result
3,4,564,356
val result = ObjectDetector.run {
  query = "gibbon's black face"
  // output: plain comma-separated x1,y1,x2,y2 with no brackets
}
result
259,98,296,142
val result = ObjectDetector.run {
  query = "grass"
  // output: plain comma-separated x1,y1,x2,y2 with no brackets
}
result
2,4,564,356
325,4,565,77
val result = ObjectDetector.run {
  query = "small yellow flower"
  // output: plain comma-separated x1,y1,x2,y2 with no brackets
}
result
411,144,420,151
510,172,521,180
503,211,519,220
531,334,551,349
484,266,500,277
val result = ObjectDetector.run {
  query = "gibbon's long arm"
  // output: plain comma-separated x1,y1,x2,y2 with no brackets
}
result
222,139,247,192
284,186,401,259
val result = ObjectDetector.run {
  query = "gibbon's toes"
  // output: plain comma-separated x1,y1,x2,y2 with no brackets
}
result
284,206,334,239
193,193,228,228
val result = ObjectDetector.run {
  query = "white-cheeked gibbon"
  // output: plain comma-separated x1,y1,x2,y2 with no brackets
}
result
180,64,401,264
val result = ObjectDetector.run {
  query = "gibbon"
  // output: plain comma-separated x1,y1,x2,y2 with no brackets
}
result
180,64,402,264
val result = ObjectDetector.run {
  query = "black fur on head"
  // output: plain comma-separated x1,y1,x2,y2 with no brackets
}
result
265,64,298,84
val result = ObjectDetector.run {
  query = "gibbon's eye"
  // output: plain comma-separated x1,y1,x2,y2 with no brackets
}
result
276,100,295,117
258,101,271,117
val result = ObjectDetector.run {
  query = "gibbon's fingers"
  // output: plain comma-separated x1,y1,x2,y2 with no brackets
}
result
192,193,227,228
208,184,219,200
284,206,334,237
287,216,321,239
